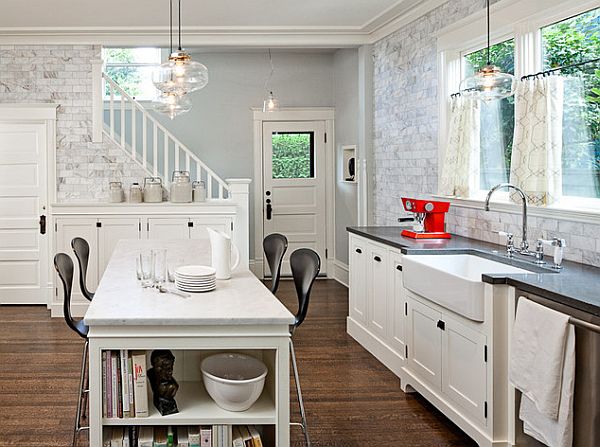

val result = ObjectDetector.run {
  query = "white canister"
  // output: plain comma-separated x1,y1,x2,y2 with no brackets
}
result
143,177,163,203
192,181,206,202
170,171,193,203
129,182,143,203
108,182,124,203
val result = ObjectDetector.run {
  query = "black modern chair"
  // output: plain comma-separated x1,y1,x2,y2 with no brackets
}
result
54,253,89,447
263,233,288,294
71,237,95,301
289,248,320,447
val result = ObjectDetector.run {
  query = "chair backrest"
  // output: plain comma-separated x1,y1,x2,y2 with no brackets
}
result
54,253,87,339
290,248,320,330
71,237,94,301
263,233,288,294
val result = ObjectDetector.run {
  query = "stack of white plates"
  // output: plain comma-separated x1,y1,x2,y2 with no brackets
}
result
174,265,217,293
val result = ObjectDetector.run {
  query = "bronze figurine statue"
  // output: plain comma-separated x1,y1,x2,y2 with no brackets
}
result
147,349,179,415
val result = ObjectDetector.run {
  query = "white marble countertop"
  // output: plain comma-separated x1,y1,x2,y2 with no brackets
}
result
83,239,295,326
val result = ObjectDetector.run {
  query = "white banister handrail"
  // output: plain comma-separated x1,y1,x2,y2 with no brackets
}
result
102,73,230,197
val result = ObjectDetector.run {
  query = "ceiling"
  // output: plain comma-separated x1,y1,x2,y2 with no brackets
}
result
0,0,443,46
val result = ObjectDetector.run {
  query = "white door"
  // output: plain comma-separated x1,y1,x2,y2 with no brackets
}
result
0,123,48,304
262,121,327,276
367,242,389,339
147,218,190,240
349,236,368,325
389,254,406,358
98,218,141,276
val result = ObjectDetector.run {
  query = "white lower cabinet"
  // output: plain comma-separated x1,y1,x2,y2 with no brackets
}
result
97,218,141,274
367,243,389,339
349,237,368,325
389,255,406,355
147,218,190,239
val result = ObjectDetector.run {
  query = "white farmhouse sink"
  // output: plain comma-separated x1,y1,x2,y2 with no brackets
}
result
403,254,530,322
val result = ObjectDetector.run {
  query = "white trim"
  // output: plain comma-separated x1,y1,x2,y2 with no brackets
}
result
357,45,374,225
252,108,335,278
0,103,58,120
332,260,349,287
91,58,104,143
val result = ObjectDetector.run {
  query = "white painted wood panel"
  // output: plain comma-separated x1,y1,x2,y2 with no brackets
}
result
389,254,406,357
97,218,141,276
189,216,232,240
0,122,48,304
348,236,367,325
147,218,190,240
407,297,442,390
367,242,388,339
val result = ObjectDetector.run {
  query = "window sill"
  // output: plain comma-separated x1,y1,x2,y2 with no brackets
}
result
432,194,600,225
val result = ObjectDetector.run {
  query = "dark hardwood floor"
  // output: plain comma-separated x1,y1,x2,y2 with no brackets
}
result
0,280,475,447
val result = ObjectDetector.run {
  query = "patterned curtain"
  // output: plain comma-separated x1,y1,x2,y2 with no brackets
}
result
439,96,481,197
510,77,564,206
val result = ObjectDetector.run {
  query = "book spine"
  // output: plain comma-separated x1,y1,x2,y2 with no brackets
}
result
111,352,118,418
107,351,114,418
116,353,123,418
102,351,107,418
132,353,149,417
120,349,130,417
128,356,135,417
200,427,211,447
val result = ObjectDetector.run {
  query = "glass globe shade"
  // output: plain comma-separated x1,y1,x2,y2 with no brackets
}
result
459,65,516,101
153,92,192,120
263,91,280,112
152,51,208,95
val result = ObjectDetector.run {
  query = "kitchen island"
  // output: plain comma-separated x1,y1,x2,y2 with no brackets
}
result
84,239,295,447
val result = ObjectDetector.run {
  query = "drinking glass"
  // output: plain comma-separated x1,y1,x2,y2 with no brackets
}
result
152,249,167,285
137,251,153,285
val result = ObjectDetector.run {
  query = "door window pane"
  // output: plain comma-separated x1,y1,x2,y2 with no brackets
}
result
271,132,315,179
464,39,515,190
542,7,600,199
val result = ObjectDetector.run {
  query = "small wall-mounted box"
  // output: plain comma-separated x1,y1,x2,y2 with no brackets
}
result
341,145,357,183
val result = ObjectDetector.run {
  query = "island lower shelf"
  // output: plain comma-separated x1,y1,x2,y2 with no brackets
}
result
103,381,276,426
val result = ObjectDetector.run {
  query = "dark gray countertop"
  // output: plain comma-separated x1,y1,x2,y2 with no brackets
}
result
348,226,600,317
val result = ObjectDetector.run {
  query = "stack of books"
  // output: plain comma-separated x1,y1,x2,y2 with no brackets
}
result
103,426,265,447
102,350,149,418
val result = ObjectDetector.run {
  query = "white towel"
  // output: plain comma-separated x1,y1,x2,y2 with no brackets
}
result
509,297,575,447
520,324,575,447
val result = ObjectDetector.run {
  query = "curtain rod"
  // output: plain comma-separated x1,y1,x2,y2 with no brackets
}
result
521,57,600,81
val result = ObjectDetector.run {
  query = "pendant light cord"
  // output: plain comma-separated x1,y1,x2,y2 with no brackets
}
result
486,0,491,65
178,0,182,51
264,48,275,93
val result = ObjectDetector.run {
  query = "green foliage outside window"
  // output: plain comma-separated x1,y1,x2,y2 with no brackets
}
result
104,48,143,98
272,133,314,179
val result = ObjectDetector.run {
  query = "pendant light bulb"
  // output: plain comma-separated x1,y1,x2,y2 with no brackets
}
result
263,91,280,112
153,92,192,120
458,0,515,101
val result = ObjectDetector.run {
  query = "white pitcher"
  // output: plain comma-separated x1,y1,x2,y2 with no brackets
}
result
207,228,240,280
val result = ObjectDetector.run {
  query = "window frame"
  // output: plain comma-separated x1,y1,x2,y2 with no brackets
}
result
102,48,162,102
437,0,600,217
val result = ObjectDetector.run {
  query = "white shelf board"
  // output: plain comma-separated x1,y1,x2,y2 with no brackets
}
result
103,381,276,426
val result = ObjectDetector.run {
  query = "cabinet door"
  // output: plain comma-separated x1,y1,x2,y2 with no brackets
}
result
55,218,98,304
442,316,487,423
407,296,443,390
367,242,389,339
348,237,368,325
388,254,406,358
189,216,232,240
147,218,190,240
97,218,141,277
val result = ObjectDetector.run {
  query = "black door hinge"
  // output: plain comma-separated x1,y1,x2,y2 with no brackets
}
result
324,132,327,143
404,302,408,316
54,222,58,232
188,221,193,227
231,222,234,231
484,401,488,418
138,222,141,231
405,345,408,359
437,320,446,331
96,222,102,228
325,248,328,258
484,345,488,362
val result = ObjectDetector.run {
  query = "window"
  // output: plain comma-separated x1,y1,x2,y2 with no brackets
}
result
464,39,515,190
103,48,161,100
541,8,600,199
271,132,315,179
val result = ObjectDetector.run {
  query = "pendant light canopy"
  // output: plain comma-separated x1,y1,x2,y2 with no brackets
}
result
262,49,280,112
459,0,515,101
152,0,207,117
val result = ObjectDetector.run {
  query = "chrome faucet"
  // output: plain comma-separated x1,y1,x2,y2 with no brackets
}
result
484,183,530,252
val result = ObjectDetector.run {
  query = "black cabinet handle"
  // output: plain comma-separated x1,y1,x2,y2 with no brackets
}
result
437,320,446,331
355,248,362,254
374,256,381,262
396,265,402,271
39,215,46,235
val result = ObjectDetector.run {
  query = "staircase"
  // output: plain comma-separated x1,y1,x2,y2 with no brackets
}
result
102,73,230,199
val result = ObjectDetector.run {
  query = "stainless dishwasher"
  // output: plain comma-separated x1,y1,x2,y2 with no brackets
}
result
514,291,600,447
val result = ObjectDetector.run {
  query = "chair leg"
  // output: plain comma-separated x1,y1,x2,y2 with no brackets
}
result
72,340,89,447
290,339,311,447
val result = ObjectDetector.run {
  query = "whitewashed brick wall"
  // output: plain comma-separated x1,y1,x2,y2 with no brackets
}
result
371,0,600,267
0,44,146,202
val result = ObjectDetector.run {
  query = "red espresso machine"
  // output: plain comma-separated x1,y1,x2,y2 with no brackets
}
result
401,198,451,239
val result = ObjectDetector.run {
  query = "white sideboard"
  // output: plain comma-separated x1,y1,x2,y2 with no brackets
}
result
50,201,246,317
347,232,512,447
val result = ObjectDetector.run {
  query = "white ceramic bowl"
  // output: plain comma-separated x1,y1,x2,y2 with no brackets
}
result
201,353,268,412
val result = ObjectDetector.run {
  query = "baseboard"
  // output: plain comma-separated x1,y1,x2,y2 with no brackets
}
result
49,301,89,318
332,259,349,287
249,258,263,278
346,317,404,378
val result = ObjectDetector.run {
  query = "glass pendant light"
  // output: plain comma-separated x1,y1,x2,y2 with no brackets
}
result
459,0,515,101
262,49,280,112
153,92,192,120
152,0,208,96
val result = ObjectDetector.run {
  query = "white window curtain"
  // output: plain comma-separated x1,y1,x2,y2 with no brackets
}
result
510,76,564,206
439,96,481,197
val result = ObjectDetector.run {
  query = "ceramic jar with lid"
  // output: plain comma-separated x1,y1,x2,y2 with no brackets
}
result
192,180,206,202
143,177,163,203
170,171,192,203
108,181,124,203
129,182,143,203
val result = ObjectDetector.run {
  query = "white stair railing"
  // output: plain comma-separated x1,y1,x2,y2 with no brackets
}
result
102,73,229,200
